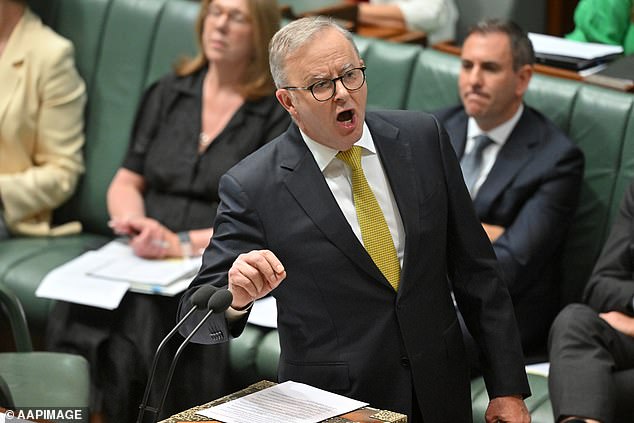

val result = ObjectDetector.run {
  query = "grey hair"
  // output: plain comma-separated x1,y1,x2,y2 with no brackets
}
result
269,16,360,88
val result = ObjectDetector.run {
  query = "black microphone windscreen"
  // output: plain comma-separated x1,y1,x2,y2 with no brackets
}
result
207,289,233,313
190,285,217,309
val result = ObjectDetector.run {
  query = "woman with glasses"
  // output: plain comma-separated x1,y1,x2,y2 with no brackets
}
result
46,0,289,421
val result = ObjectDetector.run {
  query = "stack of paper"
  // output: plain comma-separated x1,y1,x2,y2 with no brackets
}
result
198,381,368,423
35,241,202,309
528,32,623,70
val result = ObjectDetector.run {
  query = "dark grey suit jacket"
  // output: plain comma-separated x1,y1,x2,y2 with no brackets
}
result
179,110,530,421
434,105,584,357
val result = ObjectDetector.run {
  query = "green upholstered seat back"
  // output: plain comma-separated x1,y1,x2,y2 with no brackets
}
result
524,74,580,133
559,86,634,303
144,0,200,86
405,49,460,112
355,36,421,110
41,0,199,235
607,100,634,230
471,373,553,423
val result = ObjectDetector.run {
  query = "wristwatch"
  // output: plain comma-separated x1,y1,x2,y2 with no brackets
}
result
178,231,193,258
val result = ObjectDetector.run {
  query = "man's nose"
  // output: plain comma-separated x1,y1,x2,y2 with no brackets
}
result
333,79,350,101
467,67,483,85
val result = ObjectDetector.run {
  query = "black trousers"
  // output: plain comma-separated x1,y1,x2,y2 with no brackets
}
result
548,304,634,423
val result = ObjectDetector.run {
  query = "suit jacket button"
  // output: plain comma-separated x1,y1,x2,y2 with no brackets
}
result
400,356,410,368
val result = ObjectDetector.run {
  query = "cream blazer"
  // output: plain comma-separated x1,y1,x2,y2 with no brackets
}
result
0,8,85,236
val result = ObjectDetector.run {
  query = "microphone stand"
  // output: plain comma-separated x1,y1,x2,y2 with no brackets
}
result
146,289,233,423
135,307,199,423
136,285,217,423
154,307,218,422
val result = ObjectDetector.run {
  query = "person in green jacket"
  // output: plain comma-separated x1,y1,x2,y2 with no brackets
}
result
566,0,634,55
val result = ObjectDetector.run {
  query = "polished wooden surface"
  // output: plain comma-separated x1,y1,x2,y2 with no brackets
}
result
159,381,408,423
357,24,426,45
546,0,580,36
433,41,591,85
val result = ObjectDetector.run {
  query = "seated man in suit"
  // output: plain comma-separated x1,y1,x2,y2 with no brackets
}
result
548,181,634,423
434,19,584,361
179,15,531,423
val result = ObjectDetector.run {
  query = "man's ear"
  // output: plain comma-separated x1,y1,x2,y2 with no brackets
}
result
276,89,298,119
515,64,533,97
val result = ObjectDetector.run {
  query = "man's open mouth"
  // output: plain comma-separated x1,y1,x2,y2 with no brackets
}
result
337,110,354,122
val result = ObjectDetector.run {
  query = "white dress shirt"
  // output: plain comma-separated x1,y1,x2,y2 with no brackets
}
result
369,0,459,44
464,104,524,198
300,123,405,267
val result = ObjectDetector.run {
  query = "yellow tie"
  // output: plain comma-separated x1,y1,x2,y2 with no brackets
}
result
337,146,400,291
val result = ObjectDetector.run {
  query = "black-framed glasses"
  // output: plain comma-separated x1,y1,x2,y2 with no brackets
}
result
282,67,367,102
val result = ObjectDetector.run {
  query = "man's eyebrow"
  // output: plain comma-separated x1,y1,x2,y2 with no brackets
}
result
306,72,329,81
481,60,502,69
304,63,357,83
340,63,356,73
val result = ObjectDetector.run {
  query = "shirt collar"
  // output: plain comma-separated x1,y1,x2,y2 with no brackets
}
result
300,122,375,172
466,103,524,145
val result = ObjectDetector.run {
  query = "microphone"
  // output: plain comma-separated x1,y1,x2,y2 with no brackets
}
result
136,285,218,423
154,289,233,423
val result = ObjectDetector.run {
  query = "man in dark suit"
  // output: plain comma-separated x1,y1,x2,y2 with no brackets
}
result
548,181,634,423
434,19,584,361
179,16,530,423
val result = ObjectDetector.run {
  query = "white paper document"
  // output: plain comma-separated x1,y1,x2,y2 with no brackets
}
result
35,241,201,309
35,250,130,310
197,381,368,423
528,32,623,60
247,296,278,328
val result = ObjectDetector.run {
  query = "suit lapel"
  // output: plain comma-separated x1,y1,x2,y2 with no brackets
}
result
474,108,541,213
443,109,468,159
281,124,387,285
0,12,27,127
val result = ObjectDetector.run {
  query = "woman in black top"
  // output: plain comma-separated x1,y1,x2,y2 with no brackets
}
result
47,0,289,421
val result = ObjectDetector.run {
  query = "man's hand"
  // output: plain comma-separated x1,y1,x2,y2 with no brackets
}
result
228,250,286,310
600,311,634,338
482,223,505,242
485,395,530,423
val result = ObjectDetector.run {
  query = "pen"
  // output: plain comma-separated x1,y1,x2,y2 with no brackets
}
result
116,236,170,249
151,239,170,249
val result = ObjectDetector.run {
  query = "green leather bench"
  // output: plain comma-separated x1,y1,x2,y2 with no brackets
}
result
2,0,633,420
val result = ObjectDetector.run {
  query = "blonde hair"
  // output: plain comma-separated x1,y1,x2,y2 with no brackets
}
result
176,0,281,100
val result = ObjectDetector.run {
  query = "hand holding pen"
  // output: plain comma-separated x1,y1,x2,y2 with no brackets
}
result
108,216,180,259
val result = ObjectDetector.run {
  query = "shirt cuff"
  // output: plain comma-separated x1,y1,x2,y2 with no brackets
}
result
225,302,253,322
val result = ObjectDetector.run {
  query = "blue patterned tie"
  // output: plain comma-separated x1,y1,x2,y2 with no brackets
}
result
461,134,493,196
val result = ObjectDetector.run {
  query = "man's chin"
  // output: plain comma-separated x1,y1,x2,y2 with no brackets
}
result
464,106,485,119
